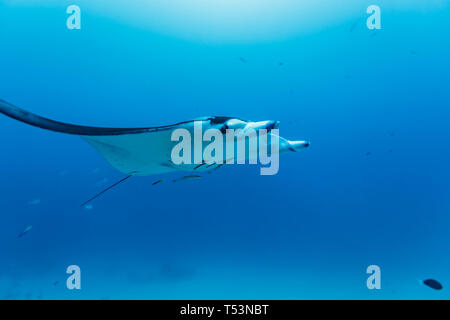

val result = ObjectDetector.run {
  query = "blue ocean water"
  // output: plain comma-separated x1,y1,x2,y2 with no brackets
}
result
0,1,450,299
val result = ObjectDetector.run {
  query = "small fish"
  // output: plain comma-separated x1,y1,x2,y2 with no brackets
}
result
18,225,32,238
84,204,94,210
423,279,443,290
410,50,417,56
53,281,59,286
239,57,248,64
206,158,231,170
172,175,201,183
194,162,206,170
278,62,284,67
365,152,372,156
28,198,41,205
152,179,164,185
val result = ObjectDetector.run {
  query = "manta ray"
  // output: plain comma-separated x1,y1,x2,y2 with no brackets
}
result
0,99,310,205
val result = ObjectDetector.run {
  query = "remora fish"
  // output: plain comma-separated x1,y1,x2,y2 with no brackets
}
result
152,179,164,185
173,175,201,183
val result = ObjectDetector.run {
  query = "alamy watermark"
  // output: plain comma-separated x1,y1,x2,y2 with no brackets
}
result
66,265,81,290
66,5,81,30
367,5,381,30
170,121,280,176
366,265,381,290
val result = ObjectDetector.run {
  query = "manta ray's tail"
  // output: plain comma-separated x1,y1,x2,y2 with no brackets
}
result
80,175,132,207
